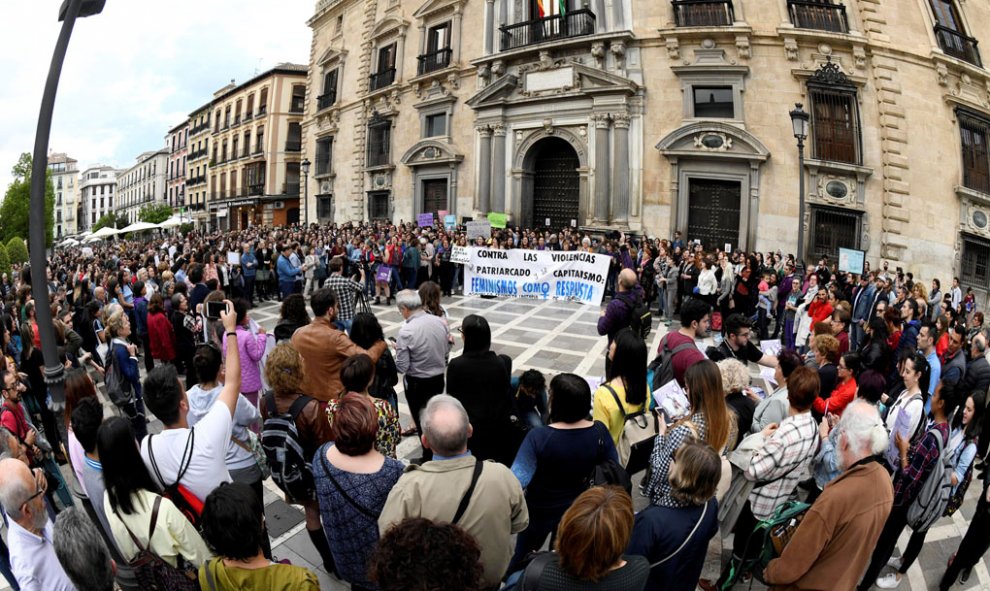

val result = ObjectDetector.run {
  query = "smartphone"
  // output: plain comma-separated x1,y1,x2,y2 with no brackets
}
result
205,301,226,320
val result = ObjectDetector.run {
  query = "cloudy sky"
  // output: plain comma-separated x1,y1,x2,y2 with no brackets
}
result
0,0,313,193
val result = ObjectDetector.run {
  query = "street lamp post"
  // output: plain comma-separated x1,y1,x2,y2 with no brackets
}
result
29,0,104,408
300,158,311,227
789,103,810,275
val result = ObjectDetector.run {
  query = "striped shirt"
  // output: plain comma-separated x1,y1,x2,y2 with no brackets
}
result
746,410,819,520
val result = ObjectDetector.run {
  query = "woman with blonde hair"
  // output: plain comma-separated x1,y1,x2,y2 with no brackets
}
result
647,360,731,507
260,343,335,576
717,358,756,451
517,486,649,590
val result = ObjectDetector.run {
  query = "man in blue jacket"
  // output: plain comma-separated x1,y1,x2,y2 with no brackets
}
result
276,244,302,301
850,272,876,350
240,243,258,305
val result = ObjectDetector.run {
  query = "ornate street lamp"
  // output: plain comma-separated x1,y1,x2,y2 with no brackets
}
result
300,158,311,227
789,102,810,274
29,0,105,408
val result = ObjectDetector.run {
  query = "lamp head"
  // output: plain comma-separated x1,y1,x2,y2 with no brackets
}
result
59,0,106,21
789,103,810,141
300,158,311,175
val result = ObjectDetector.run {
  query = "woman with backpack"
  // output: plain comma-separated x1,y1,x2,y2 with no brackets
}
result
507,374,618,573
592,328,650,451
260,343,335,576
881,353,931,470
99,416,211,587
859,380,959,590
106,311,148,441
646,360,731,507
876,383,980,589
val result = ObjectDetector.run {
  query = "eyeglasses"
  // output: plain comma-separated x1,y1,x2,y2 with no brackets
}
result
22,468,46,508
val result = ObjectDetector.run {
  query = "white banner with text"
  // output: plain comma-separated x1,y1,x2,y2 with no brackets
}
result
463,247,610,306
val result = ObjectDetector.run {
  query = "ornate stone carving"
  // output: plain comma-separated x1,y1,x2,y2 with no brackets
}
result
937,62,949,87
478,63,491,82
542,118,555,134
735,35,751,60
665,37,680,60
492,123,506,136
853,46,867,69
591,42,606,69
611,41,626,70
476,124,492,137
492,60,505,76
808,56,854,89
817,175,856,206
692,132,733,152
592,113,611,129
612,112,630,130
784,37,798,61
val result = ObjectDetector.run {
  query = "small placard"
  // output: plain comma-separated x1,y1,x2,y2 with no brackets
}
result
450,245,470,265
570,219,577,228
760,339,782,357
417,213,434,228
545,218,551,227
444,214,457,229
227,252,240,266
488,212,507,228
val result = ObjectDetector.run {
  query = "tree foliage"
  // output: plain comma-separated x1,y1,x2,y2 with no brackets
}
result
93,212,127,232
0,244,9,278
1,153,55,247
6,237,28,265
139,203,173,224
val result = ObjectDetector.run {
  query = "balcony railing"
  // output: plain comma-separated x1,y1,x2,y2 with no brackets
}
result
788,0,847,34
284,182,300,196
244,110,253,119
935,25,982,67
672,0,734,27
258,106,267,117
248,183,265,196
369,68,396,91
317,91,337,110
500,9,595,51
285,140,302,152
417,47,453,75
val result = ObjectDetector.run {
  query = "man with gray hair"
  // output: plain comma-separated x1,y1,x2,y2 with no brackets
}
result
52,507,115,591
0,457,77,590
764,401,892,590
379,395,528,590
394,289,450,461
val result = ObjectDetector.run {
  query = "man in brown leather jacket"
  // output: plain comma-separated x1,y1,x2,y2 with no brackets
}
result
291,288,386,401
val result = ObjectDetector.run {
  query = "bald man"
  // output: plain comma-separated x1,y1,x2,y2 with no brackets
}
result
0,458,77,590
597,267,644,348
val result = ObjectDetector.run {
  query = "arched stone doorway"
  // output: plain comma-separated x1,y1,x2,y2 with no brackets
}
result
524,137,580,231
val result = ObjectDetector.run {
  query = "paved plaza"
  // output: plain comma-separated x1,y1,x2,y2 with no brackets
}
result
15,293,990,590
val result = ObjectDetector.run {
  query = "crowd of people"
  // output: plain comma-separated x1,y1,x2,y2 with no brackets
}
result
0,219,987,591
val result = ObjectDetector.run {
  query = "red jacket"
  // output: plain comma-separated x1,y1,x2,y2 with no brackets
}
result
813,377,856,417
147,311,176,361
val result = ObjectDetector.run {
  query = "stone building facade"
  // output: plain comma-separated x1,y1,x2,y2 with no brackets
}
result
117,150,168,225
186,103,212,226
302,0,990,300
207,65,309,230
48,153,79,238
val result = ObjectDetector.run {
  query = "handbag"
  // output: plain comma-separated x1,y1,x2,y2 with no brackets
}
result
603,383,658,474
231,430,271,480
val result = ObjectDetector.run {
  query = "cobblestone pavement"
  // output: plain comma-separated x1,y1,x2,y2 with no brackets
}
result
16,293,990,590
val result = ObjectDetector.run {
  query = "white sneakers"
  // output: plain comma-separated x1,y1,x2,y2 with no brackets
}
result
875,573,902,589
886,556,901,570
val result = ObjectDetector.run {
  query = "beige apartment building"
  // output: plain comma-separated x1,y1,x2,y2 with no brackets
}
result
302,0,990,300
166,122,188,212
208,64,308,230
186,103,211,226
48,153,79,238
117,149,168,225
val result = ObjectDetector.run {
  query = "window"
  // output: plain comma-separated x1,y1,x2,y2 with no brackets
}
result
246,94,254,118
423,179,448,214
962,235,990,287
807,61,861,165
286,122,302,152
419,23,452,75
258,88,269,116
367,116,392,167
371,44,397,90
369,191,390,219
930,0,982,66
693,87,734,118
290,85,306,113
336,15,344,33
318,195,334,219
319,70,338,110
256,127,265,153
285,162,301,195
788,0,848,33
672,0,734,27
316,137,333,176
960,111,990,194
243,131,251,157
424,113,447,137
809,206,860,262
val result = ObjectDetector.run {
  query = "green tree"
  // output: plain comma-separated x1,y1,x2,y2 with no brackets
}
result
0,153,55,247
6,237,28,265
93,212,127,232
0,244,9,278
139,203,173,224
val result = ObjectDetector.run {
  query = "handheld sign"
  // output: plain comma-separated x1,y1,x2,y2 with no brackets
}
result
227,252,241,266
417,213,434,228
466,221,492,240
444,214,457,229
450,245,470,265
760,339,782,357
838,248,865,274
488,212,507,229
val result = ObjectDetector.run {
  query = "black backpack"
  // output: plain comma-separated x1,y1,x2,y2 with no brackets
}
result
261,391,316,501
587,428,632,494
114,496,198,590
629,302,653,340
649,334,696,392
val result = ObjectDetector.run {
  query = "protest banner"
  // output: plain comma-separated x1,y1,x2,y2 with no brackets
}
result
488,212,507,228
450,245,470,264
466,221,492,240
416,213,434,228
463,247,610,306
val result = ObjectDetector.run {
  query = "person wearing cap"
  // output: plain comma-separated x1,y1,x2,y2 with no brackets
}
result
277,244,303,301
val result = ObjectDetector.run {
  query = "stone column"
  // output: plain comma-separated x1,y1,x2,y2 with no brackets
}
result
491,123,507,212
477,125,492,214
611,112,630,224
593,114,611,223
484,0,496,55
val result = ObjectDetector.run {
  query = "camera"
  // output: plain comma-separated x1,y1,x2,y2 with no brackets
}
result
205,301,226,320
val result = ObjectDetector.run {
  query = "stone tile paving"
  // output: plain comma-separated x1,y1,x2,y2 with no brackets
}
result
12,293,987,591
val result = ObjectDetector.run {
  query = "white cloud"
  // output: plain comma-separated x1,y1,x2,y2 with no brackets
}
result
0,0,313,193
